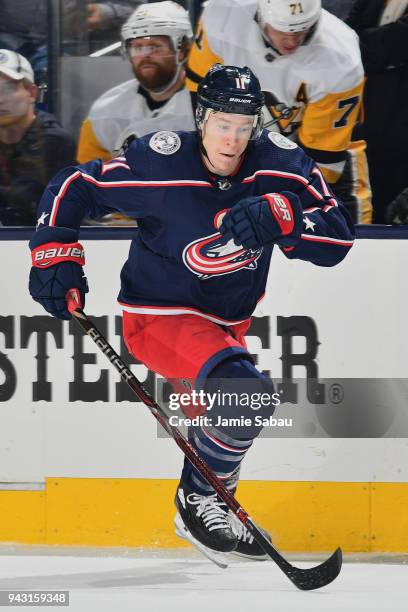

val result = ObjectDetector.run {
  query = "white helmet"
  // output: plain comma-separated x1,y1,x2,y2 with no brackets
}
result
121,1,193,52
257,0,321,33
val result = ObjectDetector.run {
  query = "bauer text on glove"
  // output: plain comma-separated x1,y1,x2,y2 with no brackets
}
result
29,226,88,320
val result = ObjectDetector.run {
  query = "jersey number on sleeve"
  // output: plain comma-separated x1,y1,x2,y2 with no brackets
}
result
334,96,360,128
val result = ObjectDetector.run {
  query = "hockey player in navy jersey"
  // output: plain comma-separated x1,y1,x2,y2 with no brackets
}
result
29,64,355,563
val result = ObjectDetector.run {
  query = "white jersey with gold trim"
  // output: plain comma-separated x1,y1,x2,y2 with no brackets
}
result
77,79,195,163
187,0,364,184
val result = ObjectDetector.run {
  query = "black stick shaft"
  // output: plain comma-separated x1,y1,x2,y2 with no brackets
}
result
67,300,342,590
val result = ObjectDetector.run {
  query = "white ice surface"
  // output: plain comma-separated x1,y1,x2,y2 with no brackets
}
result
0,548,406,612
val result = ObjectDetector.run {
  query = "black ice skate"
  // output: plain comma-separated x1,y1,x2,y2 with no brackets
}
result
228,512,272,561
175,482,237,566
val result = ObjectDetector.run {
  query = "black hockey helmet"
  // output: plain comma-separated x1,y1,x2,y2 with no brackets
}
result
196,64,265,139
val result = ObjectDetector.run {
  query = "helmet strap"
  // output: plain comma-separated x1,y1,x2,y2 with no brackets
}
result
198,114,212,168
146,58,184,96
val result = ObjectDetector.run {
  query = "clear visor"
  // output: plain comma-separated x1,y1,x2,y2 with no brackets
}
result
202,110,258,140
126,36,174,58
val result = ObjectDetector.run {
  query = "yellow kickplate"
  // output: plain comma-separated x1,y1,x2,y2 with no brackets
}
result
0,491,45,544
1,479,407,552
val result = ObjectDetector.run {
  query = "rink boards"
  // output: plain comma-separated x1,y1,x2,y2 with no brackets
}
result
1,227,408,551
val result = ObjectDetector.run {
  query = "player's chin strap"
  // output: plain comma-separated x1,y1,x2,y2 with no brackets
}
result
199,139,220,174
198,127,217,175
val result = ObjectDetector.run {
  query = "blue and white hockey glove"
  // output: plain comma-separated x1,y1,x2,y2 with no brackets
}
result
29,226,88,320
219,191,303,249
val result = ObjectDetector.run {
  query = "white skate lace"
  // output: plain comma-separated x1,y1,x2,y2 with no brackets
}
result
187,494,230,532
229,512,254,543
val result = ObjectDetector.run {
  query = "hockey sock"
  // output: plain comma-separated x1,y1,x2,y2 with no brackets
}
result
181,357,276,495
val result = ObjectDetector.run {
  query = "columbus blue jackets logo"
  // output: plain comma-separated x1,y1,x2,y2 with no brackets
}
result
183,211,263,279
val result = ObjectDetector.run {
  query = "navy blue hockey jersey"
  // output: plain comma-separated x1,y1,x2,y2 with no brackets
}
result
34,129,355,324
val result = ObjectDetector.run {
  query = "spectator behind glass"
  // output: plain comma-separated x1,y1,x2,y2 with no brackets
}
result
321,0,356,21
0,1,147,56
0,50,76,226
0,0,147,105
347,0,408,223
85,1,147,52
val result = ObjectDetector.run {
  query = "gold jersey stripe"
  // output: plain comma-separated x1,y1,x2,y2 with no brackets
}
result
317,165,344,185
77,118,112,164
298,80,364,154
348,140,373,224
186,20,223,92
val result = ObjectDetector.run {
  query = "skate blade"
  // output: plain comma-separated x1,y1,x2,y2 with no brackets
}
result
228,550,268,562
174,513,229,569
228,512,269,561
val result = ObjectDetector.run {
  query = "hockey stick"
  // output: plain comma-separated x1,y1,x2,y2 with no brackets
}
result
66,292,342,591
